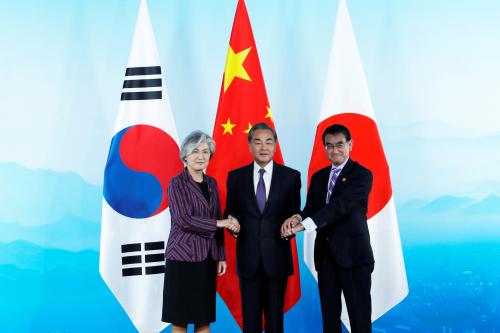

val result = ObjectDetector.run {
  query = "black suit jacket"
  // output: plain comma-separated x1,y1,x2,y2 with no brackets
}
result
301,159,374,269
225,162,301,279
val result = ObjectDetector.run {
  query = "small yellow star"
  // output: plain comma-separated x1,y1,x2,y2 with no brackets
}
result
221,118,236,135
243,122,253,134
265,106,273,121
223,46,252,93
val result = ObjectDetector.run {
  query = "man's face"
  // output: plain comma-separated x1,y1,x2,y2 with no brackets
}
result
324,133,352,166
249,129,276,167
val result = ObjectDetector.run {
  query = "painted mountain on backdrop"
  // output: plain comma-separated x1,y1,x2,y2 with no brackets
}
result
398,194,500,244
0,162,102,226
0,162,101,250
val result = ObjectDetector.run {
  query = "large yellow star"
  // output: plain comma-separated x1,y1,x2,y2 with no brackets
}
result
265,106,273,121
243,122,253,134
223,46,252,93
221,118,236,135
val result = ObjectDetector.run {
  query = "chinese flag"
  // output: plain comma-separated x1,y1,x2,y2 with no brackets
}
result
207,0,301,328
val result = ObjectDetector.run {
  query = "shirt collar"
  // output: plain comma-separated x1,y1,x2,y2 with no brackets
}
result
331,158,349,173
254,160,274,175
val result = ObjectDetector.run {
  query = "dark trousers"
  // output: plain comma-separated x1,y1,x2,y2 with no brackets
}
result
239,261,288,333
317,249,374,333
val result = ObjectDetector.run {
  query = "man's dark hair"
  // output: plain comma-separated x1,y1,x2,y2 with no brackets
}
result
247,122,277,143
322,124,351,145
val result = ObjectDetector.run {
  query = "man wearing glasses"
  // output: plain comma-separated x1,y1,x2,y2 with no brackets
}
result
281,124,374,333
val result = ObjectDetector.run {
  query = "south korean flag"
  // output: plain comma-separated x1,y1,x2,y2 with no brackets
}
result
99,1,183,332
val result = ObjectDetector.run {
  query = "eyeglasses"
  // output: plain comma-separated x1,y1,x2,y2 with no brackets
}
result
325,141,348,150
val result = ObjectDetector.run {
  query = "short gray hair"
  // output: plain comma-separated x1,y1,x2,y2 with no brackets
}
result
180,130,216,163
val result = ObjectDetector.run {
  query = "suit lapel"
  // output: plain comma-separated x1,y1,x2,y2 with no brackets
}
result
319,166,331,202
262,162,280,215
207,178,220,216
332,159,354,195
244,163,261,214
182,168,210,210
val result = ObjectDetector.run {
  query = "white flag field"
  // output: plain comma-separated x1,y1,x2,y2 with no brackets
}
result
303,0,408,329
99,0,183,332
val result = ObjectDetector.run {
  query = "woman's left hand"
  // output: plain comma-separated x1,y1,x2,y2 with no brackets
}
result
217,261,227,276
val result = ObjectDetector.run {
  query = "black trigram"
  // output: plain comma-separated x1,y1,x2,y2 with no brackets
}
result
121,66,162,101
121,241,165,277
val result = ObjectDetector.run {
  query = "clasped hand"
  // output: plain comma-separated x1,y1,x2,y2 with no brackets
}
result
280,215,305,239
217,215,240,234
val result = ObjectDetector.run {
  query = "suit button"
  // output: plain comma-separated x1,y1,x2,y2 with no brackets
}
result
325,236,329,241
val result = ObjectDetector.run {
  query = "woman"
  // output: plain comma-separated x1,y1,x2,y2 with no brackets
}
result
162,131,240,333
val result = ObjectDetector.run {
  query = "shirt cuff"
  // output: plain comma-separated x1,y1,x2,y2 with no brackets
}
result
301,217,316,232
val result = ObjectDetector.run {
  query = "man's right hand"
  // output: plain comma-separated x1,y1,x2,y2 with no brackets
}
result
217,216,240,235
227,215,240,234
280,215,300,238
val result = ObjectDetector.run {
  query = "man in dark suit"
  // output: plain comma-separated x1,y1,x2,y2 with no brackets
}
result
225,122,301,333
282,124,374,333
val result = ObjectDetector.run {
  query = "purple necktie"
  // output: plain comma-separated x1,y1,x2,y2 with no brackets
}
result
326,167,339,204
256,168,266,213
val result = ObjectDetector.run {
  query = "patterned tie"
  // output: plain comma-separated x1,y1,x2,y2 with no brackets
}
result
326,167,339,204
256,168,266,213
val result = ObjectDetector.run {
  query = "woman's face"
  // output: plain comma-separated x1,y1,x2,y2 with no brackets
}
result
186,142,211,172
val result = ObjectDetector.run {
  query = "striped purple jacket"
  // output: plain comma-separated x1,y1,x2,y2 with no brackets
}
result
165,168,225,262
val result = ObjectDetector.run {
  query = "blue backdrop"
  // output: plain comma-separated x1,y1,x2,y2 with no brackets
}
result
1,0,499,332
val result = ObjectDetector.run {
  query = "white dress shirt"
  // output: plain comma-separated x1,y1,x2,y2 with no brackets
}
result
253,160,273,199
302,158,349,232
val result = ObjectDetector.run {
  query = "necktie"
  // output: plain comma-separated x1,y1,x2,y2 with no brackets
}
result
326,167,339,204
256,168,266,213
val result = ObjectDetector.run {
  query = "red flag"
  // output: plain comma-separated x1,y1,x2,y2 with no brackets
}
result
304,0,408,329
207,0,301,328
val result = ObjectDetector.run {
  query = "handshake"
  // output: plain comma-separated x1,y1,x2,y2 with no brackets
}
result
217,215,241,236
280,214,306,240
